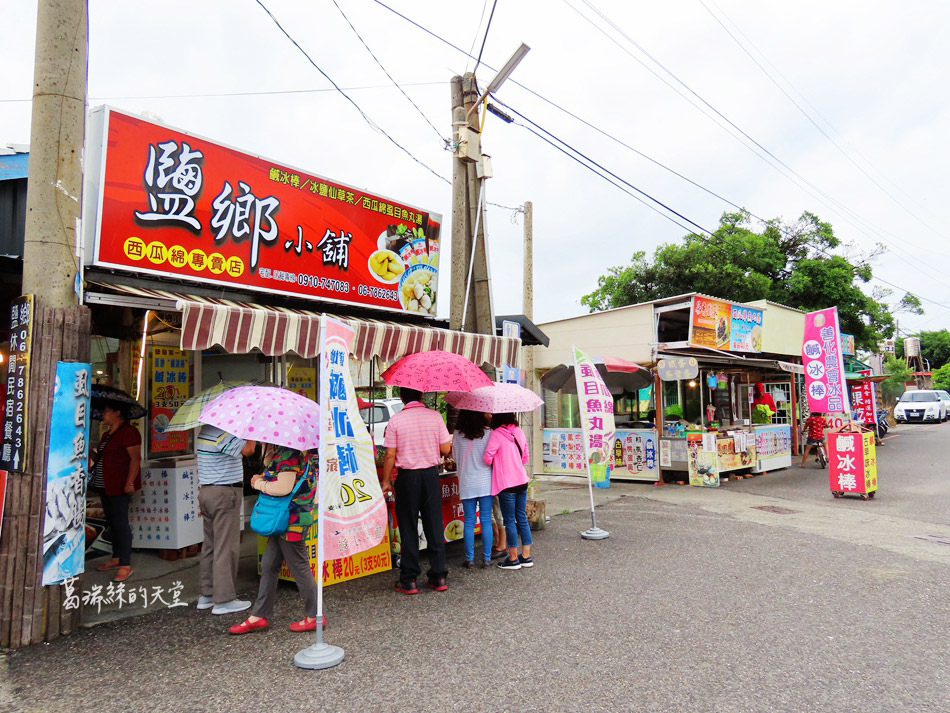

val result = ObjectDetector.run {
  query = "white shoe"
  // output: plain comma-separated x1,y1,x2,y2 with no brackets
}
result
196,595,214,610
211,599,252,615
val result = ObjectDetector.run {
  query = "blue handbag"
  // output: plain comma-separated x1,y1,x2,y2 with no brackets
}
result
249,470,309,537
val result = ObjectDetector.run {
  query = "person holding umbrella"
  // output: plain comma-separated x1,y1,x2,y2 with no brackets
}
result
380,388,453,594
379,351,493,595
89,396,143,583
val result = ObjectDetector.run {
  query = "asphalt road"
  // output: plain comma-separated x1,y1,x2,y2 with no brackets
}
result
2,425,949,713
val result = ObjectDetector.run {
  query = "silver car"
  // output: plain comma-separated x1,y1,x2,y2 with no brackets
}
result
894,390,947,423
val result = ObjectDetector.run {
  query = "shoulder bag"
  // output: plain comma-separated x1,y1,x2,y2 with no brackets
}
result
250,467,309,537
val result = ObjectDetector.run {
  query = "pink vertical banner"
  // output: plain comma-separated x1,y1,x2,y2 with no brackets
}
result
802,308,851,416
851,371,875,424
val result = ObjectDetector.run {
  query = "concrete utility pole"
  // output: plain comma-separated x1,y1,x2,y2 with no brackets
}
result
449,73,493,336
0,0,91,648
521,202,538,477
22,0,87,306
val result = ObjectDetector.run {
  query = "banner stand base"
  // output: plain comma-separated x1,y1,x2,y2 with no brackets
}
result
581,527,610,540
294,643,345,670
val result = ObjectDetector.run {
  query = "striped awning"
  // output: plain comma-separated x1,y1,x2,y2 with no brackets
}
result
84,283,520,368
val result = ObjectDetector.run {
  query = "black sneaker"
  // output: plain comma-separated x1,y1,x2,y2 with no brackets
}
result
497,558,522,570
394,579,418,595
461,560,476,569
490,549,507,560
480,560,492,569
427,576,448,592
517,555,534,568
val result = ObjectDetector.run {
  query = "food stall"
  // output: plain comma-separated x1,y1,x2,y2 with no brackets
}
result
535,294,805,486
79,106,521,596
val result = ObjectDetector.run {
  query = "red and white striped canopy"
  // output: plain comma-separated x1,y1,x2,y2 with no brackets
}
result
85,283,520,368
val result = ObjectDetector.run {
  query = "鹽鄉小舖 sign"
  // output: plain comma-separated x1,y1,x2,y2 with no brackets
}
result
84,107,442,317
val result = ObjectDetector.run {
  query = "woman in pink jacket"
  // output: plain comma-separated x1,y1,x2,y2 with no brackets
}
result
483,413,532,570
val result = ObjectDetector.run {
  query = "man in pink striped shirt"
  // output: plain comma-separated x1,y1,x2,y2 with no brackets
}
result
381,388,452,594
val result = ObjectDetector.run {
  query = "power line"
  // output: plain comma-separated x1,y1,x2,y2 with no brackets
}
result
253,0,449,186
365,0,950,309
473,0,499,76
564,0,948,286
0,82,445,103
329,0,447,145
466,0,491,73
698,0,948,244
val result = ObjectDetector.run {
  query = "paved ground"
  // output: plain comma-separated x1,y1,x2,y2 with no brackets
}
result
2,422,948,712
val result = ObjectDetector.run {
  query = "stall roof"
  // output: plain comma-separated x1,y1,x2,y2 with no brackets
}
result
84,282,520,368
495,314,550,347
658,347,804,375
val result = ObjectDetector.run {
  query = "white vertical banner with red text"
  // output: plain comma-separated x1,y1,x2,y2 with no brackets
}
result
318,316,387,561
572,347,616,483
802,307,851,417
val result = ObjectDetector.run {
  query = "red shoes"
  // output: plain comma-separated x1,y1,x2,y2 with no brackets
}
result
289,616,327,632
229,617,269,635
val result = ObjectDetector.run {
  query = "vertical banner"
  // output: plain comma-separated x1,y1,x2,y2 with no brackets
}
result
319,316,387,560
572,347,616,483
802,308,851,416
1,295,34,471
43,362,92,585
851,371,876,425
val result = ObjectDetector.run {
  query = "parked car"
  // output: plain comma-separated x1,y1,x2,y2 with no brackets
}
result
937,390,950,421
893,389,947,423
358,398,404,445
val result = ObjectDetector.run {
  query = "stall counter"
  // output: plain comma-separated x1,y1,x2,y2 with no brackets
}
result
751,424,793,473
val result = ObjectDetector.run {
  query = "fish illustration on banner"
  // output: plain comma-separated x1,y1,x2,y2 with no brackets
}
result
43,362,92,585
318,317,387,559
572,347,616,483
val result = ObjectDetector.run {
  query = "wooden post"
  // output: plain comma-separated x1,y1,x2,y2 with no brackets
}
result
0,305,90,647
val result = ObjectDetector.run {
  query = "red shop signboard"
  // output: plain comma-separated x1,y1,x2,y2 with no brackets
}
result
84,107,443,317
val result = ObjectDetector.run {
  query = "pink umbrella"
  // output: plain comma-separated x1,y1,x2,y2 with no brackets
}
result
380,350,492,392
445,383,543,413
200,385,320,450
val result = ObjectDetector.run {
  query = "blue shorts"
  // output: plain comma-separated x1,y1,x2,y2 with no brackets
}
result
806,437,823,446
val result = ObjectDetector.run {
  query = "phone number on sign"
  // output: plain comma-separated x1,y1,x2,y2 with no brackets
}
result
357,284,398,302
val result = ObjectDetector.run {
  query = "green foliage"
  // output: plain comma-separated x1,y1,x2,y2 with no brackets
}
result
882,356,913,400
664,403,684,419
932,363,950,391
580,210,921,350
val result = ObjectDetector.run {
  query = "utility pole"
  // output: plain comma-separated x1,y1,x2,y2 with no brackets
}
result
521,202,538,478
0,0,91,648
449,73,493,336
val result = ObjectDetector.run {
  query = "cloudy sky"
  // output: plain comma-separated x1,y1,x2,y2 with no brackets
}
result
3,0,948,335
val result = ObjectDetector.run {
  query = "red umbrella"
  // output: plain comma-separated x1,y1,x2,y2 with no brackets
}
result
380,350,493,392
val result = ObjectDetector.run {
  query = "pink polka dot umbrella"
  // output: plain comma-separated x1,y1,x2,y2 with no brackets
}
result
445,383,544,413
199,385,320,450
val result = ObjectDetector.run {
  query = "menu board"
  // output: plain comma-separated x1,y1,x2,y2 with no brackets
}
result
690,296,763,353
288,366,316,401
542,429,589,474
131,460,204,549
147,346,193,459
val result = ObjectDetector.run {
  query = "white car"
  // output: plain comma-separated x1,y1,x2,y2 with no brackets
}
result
937,390,950,421
893,390,946,423
358,398,404,445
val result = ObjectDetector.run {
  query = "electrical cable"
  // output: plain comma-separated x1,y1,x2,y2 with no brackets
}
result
253,0,450,186
473,0,499,76
466,0,491,72
698,0,948,244
367,0,949,309
329,0,447,145
567,0,947,285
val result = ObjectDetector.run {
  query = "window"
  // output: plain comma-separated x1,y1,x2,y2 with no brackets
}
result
359,406,389,423
902,391,938,402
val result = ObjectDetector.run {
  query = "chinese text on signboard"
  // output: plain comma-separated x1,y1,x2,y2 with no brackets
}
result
802,307,851,416
87,108,442,317
1,296,33,471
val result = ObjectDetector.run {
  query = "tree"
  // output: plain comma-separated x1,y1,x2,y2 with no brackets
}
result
895,330,950,369
581,210,921,350
882,355,913,401
932,363,950,392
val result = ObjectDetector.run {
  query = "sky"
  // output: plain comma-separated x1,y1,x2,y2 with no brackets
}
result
2,0,948,337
